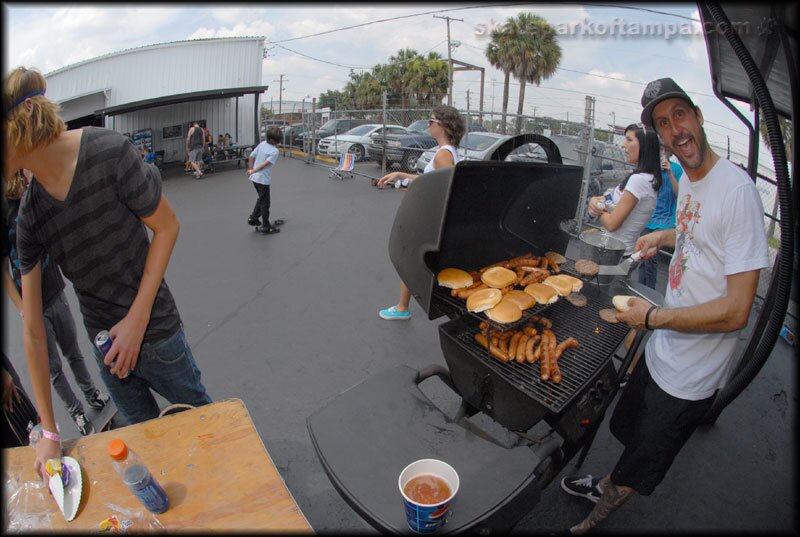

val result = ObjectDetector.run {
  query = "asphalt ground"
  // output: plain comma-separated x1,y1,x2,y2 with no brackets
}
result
3,154,796,533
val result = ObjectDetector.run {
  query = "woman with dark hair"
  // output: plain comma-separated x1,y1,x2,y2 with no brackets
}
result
375,104,465,190
587,123,661,255
376,105,465,320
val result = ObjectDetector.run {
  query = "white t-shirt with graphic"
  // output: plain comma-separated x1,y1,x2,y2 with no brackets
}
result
645,158,770,400
607,173,658,255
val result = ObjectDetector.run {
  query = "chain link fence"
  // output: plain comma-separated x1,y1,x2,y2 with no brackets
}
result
273,104,783,296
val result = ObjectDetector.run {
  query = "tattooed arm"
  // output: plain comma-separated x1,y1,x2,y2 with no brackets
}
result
570,475,636,535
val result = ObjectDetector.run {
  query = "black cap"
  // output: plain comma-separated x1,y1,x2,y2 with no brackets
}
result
640,78,694,127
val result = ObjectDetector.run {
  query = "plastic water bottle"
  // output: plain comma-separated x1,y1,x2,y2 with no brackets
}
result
108,439,169,514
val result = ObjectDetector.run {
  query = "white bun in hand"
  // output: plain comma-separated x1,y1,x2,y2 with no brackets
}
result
612,295,636,312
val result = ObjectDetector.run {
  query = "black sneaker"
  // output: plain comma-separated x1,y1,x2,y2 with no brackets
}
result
72,411,96,436
247,216,261,226
561,475,603,503
86,390,111,410
256,225,281,234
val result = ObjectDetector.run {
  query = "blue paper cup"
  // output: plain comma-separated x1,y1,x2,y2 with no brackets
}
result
398,459,459,533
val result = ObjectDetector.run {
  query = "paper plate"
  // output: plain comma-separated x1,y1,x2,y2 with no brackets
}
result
48,456,83,521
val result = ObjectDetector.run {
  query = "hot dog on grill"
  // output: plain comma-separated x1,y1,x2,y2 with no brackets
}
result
475,332,510,362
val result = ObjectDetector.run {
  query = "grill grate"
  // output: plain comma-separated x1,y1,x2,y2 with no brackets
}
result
445,282,630,414
432,259,598,332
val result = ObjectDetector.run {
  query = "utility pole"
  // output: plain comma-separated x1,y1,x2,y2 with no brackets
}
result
434,14,463,107
273,74,287,119
465,89,470,112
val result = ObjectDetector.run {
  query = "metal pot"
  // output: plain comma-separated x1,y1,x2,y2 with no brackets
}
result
577,230,627,266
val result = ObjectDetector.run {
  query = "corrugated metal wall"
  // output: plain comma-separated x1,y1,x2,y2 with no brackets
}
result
109,96,257,163
46,37,264,161
47,37,263,105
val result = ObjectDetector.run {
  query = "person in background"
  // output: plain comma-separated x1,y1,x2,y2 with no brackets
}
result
637,144,683,289
185,121,205,179
246,126,285,234
2,350,40,448
587,123,661,256
3,66,213,481
3,169,111,436
376,105,465,320
561,77,769,534
224,132,233,159
215,134,226,160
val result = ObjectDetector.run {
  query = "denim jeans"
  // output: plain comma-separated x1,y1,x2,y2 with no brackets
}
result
91,326,213,424
44,293,98,416
250,182,271,224
637,227,659,290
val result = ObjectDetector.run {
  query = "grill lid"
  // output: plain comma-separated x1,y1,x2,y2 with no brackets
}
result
388,160,584,319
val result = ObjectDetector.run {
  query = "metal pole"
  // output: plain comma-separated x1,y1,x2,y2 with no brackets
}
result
572,96,596,235
434,15,463,107
310,97,317,163
479,68,485,123
382,90,387,177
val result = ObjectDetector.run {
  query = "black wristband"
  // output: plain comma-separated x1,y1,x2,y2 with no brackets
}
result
645,305,659,330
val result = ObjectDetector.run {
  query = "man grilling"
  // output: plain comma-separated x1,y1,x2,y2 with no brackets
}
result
560,78,770,534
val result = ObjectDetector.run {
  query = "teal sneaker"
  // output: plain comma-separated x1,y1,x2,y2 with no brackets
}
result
379,305,411,320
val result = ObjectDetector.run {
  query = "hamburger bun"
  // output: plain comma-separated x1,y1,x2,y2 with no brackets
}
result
542,275,573,297
481,266,517,288
502,290,536,310
545,251,567,265
467,288,503,312
437,268,474,289
485,300,522,324
524,283,558,305
557,274,583,293
612,295,636,312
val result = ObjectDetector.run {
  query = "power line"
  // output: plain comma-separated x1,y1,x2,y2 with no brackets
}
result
268,3,531,44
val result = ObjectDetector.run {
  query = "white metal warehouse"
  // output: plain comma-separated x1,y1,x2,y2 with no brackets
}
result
43,36,268,164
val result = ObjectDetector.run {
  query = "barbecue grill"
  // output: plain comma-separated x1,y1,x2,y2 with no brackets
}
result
308,157,646,533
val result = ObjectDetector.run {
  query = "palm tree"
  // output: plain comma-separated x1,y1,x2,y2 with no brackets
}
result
409,52,449,107
503,13,562,135
486,29,514,134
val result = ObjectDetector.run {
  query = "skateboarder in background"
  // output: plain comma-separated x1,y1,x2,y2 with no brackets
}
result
3,169,110,436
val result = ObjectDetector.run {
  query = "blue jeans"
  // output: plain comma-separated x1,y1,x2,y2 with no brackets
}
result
91,326,213,424
44,293,99,416
637,227,659,289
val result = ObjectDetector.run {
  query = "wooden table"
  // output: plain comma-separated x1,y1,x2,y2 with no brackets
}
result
3,399,313,532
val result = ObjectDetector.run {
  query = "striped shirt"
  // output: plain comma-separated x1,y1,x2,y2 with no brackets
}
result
16,127,181,343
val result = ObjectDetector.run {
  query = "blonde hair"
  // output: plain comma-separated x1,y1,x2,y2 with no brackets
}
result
4,170,28,199
3,67,66,154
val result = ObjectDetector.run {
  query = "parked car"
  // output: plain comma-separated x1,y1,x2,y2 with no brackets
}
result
316,124,407,161
415,132,511,173
300,118,371,148
282,123,307,147
368,119,488,172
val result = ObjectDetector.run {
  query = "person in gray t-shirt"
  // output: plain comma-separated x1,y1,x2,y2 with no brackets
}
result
3,66,212,481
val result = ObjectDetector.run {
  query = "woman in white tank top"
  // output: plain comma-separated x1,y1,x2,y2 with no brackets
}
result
377,105,466,320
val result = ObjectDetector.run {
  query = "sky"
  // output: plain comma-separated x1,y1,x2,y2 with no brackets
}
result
2,2,778,176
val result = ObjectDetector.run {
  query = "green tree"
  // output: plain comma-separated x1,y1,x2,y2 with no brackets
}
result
503,13,562,135
344,70,382,109
318,89,346,111
409,52,449,107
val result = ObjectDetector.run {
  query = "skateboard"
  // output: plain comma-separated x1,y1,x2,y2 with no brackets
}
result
85,400,121,433
251,218,285,231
